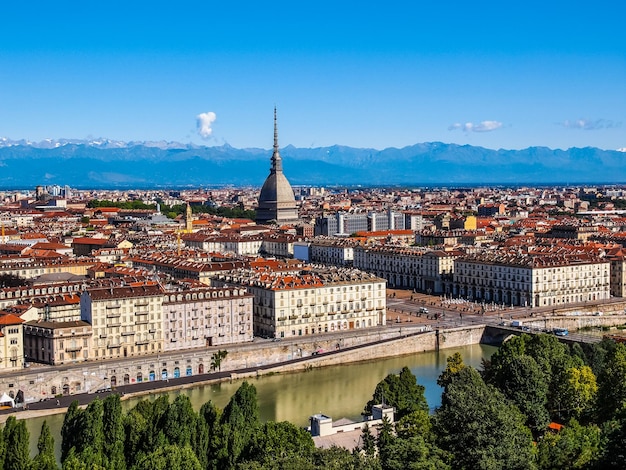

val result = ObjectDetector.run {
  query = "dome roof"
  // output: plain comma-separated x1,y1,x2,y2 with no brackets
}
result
258,171,296,206
256,108,299,224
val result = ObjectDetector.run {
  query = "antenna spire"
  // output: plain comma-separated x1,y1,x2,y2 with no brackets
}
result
271,106,283,173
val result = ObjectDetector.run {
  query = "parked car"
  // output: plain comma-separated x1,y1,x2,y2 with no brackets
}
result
553,328,569,336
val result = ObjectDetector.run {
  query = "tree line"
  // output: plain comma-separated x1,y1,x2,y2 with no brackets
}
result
2,334,626,469
86,199,256,221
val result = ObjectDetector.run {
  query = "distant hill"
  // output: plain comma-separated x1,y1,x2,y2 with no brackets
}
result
0,138,624,188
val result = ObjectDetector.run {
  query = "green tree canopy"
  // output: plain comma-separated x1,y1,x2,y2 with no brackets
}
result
32,420,58,470
3,415,32,470
365,366,428,420
536,419,600,469
596,342,626,421
434,367,535,469
132,444,202,470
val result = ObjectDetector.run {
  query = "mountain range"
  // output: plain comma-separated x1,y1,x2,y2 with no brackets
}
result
0,138,624,189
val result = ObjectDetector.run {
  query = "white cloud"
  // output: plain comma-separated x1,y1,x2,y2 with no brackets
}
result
448,120,503,133
196,111,217,139
560,118,620,130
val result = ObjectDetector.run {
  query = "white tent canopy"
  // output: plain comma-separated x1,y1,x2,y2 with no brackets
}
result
0,392,15,407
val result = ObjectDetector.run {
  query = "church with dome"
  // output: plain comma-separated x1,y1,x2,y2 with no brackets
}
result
255,108,300,225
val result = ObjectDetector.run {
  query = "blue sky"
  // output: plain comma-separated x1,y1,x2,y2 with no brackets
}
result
1,1,624,151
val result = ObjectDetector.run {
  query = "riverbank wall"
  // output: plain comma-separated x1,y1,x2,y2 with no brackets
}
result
233,325,486,377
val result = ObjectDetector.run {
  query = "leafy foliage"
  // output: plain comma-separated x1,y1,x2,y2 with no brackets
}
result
365,366,428,420
434,367,536,469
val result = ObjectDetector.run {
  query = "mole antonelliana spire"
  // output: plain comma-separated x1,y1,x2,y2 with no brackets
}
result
255,107,299,225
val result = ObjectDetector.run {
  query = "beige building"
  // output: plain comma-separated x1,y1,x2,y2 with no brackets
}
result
23,320,92,365
310,238,359,266
213,266,386,339
0,260,96,280
452,251,610,307
0,313,24,370
353,246,462,294
80,284,164,359
162,286,253,350
130,256,247,285
608,249,626,298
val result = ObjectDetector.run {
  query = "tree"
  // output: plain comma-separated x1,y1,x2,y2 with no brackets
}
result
536,419,600,469
163,395,197,447
244,421,315,467
499,355,550,432
3,416,32,470
219,381,260,468
132,444,202,470
395,409,432,440
32,421,58,470
596,342,626,421
434,367,535,469
199,400,226,470
437,352,466,388
123,396,170,467
556,365,597,421
312,446,363,470
83,398,105,455
597,408,626,468
61,400,83,461
102,394,126,470
365,366,428,420
360,423,377,458
210,350,228,372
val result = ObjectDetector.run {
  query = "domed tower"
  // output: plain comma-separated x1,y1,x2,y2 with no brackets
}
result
256,108,299,225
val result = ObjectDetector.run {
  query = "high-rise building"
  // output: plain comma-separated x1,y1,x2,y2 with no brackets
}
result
256,108,299,225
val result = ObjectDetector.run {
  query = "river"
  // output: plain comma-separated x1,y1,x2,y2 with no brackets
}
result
23,343,496,460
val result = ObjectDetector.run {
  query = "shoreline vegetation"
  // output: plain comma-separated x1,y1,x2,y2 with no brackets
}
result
2,333,625,469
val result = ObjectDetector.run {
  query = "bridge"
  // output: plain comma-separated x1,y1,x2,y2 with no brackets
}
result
480,324,603,346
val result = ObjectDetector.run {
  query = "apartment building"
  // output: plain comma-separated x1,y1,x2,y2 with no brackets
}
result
0,259,97,280
80,284,164,359
315,210,405,236
162,286,253,350
310,238,360,266
0,313,24,370
23,320,92,365
353,245,462,294
213,266,386,339
451,251,610,307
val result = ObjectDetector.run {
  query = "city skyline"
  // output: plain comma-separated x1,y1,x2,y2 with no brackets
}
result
0,2,624,152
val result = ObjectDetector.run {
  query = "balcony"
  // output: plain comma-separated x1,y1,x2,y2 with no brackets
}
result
135,340,149,345
106,312,121,318
121,331,135,336
65,346,82,353
135,320,149,325
288,315,298,320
